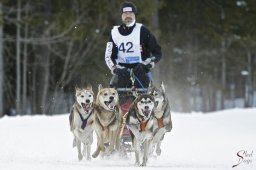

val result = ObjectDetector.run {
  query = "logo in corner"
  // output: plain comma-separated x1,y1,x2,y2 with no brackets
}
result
232,150,253,168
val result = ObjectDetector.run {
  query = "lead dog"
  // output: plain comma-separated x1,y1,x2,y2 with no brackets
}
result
92,84,122,158
69,86,94,160
147,82,172,156
126,94,155,166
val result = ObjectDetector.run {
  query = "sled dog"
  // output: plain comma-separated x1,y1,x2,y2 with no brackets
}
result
69,85,94,160
92,84,122,158
126,94,155,166
147,81,172,156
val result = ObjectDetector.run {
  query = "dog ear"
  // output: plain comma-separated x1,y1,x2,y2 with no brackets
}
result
75,85,80,92
132,89,139,98
98,84,102,92
86,85,93,91
147,81,153,95
161,81,165,93
148,80,153,88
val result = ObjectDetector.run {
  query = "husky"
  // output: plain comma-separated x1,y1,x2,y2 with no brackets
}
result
147,81,172,156
69,85,94,161
126,94,155,166
92,84,122,158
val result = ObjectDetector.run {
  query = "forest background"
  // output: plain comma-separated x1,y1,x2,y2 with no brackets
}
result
0,0,256,116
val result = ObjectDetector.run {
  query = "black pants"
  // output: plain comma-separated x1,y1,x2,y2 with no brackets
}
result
110,70,150,89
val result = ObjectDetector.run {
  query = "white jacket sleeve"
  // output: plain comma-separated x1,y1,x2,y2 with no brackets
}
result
105,42,115,70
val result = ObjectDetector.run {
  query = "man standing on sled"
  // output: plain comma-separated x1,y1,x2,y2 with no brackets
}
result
105,1,162,88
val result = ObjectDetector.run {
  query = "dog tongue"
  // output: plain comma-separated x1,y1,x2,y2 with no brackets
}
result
143,110,150,117
109,100,115,106
81,103,90,111
108,100,116,109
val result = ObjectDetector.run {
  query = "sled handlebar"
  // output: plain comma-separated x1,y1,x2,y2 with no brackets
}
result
116,88,147,92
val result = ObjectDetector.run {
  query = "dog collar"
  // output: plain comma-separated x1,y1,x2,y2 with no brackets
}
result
79,109,93,130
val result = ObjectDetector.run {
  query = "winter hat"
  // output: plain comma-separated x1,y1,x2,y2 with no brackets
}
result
120,2,137,14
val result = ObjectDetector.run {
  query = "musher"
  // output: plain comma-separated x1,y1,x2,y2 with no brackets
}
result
104,1,162,89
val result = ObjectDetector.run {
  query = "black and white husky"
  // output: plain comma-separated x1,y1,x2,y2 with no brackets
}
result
147,82,172,156
126,94,155,166
69,86,94,160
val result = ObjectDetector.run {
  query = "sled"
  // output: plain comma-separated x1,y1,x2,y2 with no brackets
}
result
109,67,153,156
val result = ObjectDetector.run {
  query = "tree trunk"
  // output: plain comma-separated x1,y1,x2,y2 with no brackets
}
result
31,62,37,114
220,5,226,110
16,0,22,114
0,3,4,117
230,83,235,108
201,85,209,112
245,51,253,107
41,45,50,114
221,51,226,109
22,3,29,114
33,45,50,114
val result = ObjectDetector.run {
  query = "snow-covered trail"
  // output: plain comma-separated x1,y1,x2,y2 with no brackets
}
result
0,108,255,170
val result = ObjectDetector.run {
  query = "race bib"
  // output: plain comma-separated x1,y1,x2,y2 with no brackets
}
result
111,23,143,64
125,56,141,64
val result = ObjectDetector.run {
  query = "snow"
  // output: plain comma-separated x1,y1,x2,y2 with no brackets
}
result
0,108,255,170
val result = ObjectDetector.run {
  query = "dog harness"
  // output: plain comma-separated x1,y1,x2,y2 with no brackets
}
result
94,105,119,130
140,119,147,131
79,109,93,130
138,116,152,132
155,102,167,129
157,117,164,128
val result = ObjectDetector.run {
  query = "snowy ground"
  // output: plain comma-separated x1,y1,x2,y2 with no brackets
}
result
0,108,255,170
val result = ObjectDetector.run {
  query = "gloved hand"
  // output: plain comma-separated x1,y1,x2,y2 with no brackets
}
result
146,61,155,69
141,57,155,69
134,63,150,75
111,65,128,76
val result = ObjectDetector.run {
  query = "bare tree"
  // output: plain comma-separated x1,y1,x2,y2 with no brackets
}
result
15,0,21,114
245,51,254,107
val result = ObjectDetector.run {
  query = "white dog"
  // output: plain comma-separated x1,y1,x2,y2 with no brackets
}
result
69,85,94,160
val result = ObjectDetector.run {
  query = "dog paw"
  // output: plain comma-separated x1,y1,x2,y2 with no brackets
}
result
92,153,97,158
156,148,161,156
78,154,83,161
92,151,99,158
135,162,140,166
140,162,147,166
